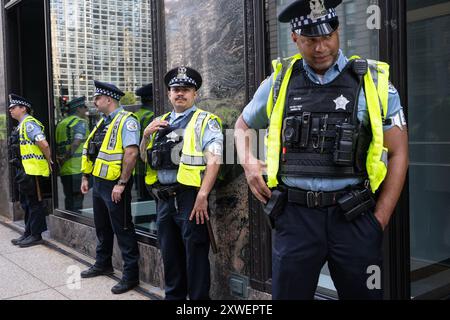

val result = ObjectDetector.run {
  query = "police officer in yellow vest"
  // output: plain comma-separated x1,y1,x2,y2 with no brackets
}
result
8,94,53,248
235,0,409,300
80,81,140,294
134,84,154,201
140,66,223,300
55,96,88,211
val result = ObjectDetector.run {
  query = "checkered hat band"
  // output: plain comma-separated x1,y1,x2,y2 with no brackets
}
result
169,77,197,87
290,8,336,30
95,88,121,100
10,100,31,108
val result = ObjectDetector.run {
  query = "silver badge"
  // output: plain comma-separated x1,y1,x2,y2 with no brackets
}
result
309,0,327,20
126,120,138,132
177,66,188,80
334,95,350,111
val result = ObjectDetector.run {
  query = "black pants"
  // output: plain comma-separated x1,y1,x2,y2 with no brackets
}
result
272,202,384,300
156,188,211,300
60,174,84,212
18,176,47,237
92,177,140,281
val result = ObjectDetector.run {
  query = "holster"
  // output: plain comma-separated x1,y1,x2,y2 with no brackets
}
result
149,184,182,202
15,170,35,196
337,188,376,221
262,188,287,229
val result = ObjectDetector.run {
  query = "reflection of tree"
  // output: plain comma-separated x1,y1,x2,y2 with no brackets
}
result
120,92,137,106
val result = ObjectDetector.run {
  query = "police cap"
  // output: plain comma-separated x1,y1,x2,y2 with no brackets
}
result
278,0,342,37
9,94,32,112
164,66,202,91
93,80,125,101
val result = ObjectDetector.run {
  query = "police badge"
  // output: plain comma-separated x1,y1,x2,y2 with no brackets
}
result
177,67,188,80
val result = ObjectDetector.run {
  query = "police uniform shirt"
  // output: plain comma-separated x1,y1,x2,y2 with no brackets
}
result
157,105,224,185
18,114,46,142
242,50,406,192
100,107,140,148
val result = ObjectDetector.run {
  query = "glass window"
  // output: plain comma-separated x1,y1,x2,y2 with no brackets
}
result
407,0,450,299
50,0,157,236
163,0,246,127
267,0,380,298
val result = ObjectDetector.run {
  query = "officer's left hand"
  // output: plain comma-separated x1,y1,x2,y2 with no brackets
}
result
374,211,389,231
190,192,209,225
112,185,125,203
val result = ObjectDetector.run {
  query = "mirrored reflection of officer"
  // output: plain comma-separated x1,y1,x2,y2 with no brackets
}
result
134,84,154,202
140,67,223,300
235,0,409,300
8,94,53,248
55,96,89,212
79,81,141,295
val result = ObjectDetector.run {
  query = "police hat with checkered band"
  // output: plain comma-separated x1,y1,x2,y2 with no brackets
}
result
8,94,32,112
135,83,153,100
278,0,342,37
164,66,202,91
67,96,87,111
93,80,125,101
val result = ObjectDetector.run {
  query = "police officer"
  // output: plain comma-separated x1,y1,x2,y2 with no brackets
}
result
55,96,89,211
134,84,155,202
8,94,53,248
80,81,141,294
235,0,409,300
140,66,223,300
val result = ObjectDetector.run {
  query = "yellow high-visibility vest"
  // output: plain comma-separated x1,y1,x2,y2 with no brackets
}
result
266,54,390,193
145,109,222,188
81,110,137,181
19,116,50,177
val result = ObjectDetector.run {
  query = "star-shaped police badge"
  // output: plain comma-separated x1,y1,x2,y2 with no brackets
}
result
333,95,350,111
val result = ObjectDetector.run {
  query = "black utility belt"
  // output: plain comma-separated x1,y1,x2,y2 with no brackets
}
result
287,188,348,209
149,183,197,201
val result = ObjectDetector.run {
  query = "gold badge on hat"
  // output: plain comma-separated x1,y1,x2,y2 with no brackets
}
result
309,0,327,20
177,66,188,80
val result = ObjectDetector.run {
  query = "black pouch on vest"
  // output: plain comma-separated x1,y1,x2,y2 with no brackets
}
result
263,189,288,229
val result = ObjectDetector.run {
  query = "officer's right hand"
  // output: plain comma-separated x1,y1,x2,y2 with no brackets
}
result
143,119,169,138
243,159,272,204
81,177,89,194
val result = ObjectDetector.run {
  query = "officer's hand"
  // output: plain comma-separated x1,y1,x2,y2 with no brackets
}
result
143,120,169,138
243,160,272,204
112,185,125,203
81,177,89,194
189,192,209,225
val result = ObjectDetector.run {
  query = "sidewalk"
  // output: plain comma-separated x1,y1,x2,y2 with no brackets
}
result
0,222,155,300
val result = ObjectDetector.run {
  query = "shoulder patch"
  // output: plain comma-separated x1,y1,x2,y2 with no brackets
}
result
388,81,398,94
26,123,35,133
126,120,138,132
207,119,221,133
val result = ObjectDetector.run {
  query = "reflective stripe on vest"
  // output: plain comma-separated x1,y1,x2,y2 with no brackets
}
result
81,111,134,181
145,109,222,188
19,116,50,177
266,55,390,192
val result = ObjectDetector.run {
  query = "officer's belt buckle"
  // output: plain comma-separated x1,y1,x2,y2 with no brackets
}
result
306,191,323,208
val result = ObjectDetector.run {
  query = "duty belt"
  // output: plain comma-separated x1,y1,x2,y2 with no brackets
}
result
150,183,196,201
287,188,349,208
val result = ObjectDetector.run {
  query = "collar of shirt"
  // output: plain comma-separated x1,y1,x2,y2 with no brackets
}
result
17,113,30,127
101,106,123,125
302,49,348,84
169,105,197,124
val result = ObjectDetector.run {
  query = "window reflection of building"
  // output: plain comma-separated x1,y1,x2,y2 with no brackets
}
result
50,0,157,236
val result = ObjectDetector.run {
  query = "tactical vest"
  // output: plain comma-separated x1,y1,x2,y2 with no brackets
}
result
19,116,50,177
135,108,154,134
81,110,137,181
266,54,390,193
280,59,370,178
55,115,88,176
145,109,222,188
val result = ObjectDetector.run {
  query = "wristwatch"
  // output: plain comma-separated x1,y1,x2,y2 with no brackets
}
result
117,179,128,186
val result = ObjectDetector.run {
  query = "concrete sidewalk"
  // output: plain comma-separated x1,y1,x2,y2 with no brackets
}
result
0,222,155,300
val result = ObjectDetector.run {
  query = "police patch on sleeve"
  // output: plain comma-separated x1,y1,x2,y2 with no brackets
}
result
126,120,138,132
388,81,398,94
26,123,35,133
207,119,221,133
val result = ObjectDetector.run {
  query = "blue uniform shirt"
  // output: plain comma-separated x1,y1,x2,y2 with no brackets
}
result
18,114,46,142
101,107,140,148
242,50,406,191
158,105,224,185
73,119,87,140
